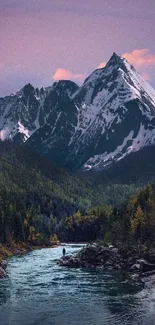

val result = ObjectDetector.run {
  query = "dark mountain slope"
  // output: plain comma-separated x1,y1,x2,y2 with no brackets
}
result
93,145,155,185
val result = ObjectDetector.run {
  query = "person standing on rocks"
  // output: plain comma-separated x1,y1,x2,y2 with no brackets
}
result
63,247,66,257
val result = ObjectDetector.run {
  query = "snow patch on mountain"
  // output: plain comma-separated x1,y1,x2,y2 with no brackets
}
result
84,122,155,171
83,130,134,170
18,122,34,141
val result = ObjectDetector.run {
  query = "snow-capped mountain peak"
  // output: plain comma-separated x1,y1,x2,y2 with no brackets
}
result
1,53,155,171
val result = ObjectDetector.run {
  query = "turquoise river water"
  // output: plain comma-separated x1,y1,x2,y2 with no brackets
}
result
0,244,155,325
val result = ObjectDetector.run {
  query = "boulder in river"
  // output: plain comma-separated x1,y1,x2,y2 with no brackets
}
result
58,255,81,267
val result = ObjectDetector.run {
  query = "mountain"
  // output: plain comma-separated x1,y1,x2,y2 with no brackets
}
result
92,145,155,185
0,81,78,143
1,53,155,171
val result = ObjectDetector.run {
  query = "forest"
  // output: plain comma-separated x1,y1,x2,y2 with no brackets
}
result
58,184,155,249
0,141,155,248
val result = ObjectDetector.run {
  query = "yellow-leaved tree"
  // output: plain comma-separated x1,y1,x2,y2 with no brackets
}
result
131,205,145,242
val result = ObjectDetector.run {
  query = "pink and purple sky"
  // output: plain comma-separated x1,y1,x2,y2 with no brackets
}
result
0,0,155,96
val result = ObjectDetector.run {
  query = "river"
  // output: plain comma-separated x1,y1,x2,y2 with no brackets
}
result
0,244,155,325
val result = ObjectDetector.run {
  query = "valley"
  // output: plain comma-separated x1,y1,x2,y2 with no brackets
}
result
1,53,155,325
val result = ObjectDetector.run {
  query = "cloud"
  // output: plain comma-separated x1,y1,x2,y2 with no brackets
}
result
142,73,151,81
97,61,106,69
53,68,85,82
122,49,155,67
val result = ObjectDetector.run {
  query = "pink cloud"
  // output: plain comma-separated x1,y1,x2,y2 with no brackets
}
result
122,49,155,67
97,61,106,69
142,73,151,81
53,68,85,82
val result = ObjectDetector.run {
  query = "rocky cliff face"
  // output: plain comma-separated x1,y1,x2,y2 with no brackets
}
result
1,53,155,171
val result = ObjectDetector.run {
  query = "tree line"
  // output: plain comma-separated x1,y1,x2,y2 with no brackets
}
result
57,184,155,249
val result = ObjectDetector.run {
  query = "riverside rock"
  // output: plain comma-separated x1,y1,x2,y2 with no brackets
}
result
0,265,7,278
0,260,7,270
57,244,155,278
0,259,7,278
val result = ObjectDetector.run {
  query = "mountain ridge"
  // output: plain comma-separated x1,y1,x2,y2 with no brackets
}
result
1,52,155,171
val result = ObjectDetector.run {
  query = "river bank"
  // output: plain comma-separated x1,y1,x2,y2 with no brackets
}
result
0,241,60,278
58,243,155,281
0,243,30,278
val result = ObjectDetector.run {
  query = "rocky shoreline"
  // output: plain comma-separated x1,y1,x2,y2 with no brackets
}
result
58,244,155,280
0,242,59,279
0,243,33,279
